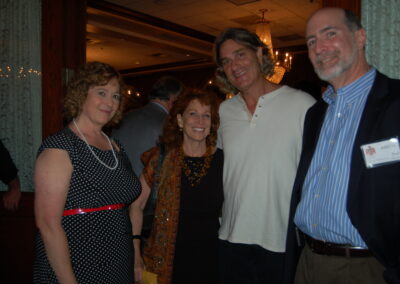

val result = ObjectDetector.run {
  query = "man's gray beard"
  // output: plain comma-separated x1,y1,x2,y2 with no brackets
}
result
314,43,358,82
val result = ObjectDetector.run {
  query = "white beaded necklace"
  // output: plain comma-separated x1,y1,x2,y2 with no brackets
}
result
73,119,118,170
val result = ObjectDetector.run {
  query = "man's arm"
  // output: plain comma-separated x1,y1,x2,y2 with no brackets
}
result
2,177,21,210
0,140,21,210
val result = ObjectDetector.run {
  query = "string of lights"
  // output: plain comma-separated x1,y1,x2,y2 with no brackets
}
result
0,66,41,78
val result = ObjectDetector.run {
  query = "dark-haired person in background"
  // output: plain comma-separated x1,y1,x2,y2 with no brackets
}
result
0,140,21,211
113,76,183,238
113,76,183,177
285,7,400,284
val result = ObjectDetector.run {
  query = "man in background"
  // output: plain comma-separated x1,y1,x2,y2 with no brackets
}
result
0,140,21,211
113,76,183,236
113,76,183,176
285,7,400,284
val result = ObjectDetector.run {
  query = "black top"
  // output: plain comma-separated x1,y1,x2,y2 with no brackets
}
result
0,140,18,184
172,148,224,284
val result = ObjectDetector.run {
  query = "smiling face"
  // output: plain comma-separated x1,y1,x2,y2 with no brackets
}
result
306,8,365,87
177,99,211,146
219,39,263,93
80,77,121,127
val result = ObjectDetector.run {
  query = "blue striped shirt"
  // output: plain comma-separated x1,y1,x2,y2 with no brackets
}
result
294,68,376,247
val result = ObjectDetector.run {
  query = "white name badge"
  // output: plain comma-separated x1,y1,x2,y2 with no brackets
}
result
361,137,400,168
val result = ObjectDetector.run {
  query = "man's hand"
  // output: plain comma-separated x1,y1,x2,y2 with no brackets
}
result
3,177,21,211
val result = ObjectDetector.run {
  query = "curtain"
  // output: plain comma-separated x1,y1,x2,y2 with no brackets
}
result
362,0,400,79
0,0,41,191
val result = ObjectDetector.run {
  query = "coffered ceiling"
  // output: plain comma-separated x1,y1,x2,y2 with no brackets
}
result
86,0,321,76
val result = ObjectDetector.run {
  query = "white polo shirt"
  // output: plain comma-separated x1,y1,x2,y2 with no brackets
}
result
218,85,315,252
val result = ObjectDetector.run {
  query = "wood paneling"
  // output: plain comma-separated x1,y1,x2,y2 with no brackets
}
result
42,0,64,138
64,1,87,69
0,193,36,284
322,0,361,17
41,0,86,139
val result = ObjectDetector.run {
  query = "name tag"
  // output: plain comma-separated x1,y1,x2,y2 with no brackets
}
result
361,137,400,168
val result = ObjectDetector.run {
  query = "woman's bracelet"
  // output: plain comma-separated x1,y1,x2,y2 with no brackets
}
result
132,235,142,240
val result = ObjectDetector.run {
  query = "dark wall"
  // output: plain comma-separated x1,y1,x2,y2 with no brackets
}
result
125,66,217,93
42,0,86,139
281,51,326,100
0,193,36,284
122,66,219,111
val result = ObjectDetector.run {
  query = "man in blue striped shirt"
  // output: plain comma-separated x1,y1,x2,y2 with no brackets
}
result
284,7,400,284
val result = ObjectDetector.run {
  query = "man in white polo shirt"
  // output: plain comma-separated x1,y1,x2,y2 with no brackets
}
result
214,28,315,284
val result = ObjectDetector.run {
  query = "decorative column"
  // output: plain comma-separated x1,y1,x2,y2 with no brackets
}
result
362,0,400,79
0,0,86,192
41,0,86,139
0,0,42,191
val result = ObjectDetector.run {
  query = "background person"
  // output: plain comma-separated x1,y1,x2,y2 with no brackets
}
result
131,89,223,284
285,7,400,284
113,75,183,177
214,28,315,284
0,139,21,211
113,76,183,238
34,62,141,283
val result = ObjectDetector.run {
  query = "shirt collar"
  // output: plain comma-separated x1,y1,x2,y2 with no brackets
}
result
151,101,168,114
323,68,376,105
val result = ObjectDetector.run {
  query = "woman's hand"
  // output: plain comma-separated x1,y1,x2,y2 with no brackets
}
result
130,174,151,283
134,253,145,283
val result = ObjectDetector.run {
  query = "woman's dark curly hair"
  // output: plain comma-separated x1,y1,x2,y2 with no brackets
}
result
214,28,275,94
63,61,126,127
160,88,221,150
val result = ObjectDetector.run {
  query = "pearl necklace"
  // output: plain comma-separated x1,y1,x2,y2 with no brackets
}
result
73,119,118,170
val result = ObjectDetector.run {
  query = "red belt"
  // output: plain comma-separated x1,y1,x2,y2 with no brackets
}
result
63,203,125,216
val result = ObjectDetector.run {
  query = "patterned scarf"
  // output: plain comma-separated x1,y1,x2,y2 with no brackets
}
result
141,146,182,284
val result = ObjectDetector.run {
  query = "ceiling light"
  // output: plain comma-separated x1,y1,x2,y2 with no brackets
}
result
255,9,293,84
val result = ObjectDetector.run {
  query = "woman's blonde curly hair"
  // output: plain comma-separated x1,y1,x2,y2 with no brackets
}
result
63,61,126,127
214,28,275,94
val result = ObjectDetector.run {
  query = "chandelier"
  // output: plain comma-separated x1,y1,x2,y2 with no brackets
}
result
255,9,293,84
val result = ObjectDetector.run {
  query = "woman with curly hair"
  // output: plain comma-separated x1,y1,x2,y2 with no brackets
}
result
131,89,223,284
34,62,141,283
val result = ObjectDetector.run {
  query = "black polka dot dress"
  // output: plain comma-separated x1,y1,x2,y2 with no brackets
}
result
33,127,141,284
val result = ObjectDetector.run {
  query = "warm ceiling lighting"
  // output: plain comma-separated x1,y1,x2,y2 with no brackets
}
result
256,9,273,53
255,9,293,84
